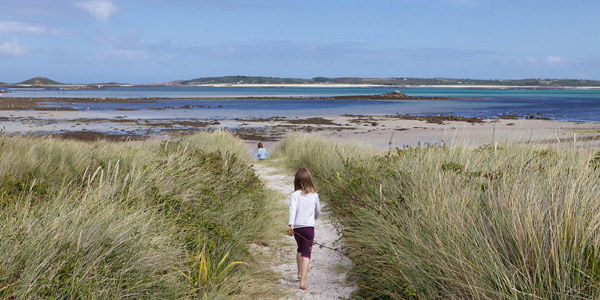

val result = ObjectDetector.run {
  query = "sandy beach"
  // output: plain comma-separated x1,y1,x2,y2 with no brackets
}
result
7,83,600,89
2,89,599,148
2,109,599,149
187,84,600,89
244,116,600,153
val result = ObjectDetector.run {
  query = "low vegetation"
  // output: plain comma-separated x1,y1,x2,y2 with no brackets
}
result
177,76,600,87
0,131,278,299
8,76,600,87
274,134,600,299
18,76,62,85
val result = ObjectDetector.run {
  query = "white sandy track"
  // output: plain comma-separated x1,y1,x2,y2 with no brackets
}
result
252,162,357,300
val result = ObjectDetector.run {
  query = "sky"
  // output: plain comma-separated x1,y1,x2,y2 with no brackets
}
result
1,0,599,83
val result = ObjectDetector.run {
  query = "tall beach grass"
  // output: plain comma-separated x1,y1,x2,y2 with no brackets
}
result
0,131,277,299
274,134,600,299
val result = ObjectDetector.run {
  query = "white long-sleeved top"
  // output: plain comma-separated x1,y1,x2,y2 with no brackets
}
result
257,148,267,160
288,190,321,228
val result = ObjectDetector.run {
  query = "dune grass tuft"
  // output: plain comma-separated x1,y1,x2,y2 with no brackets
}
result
275,134,600,299
0,131,277,299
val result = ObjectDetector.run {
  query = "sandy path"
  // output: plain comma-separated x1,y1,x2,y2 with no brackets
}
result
252,162,357,300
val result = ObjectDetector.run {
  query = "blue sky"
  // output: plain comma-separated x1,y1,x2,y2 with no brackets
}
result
1,0,599,83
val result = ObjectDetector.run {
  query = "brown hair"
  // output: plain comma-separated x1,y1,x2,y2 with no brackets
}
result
258,142,263,148
294,167,316,193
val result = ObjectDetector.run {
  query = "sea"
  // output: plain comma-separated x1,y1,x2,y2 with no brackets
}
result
2,86,600,122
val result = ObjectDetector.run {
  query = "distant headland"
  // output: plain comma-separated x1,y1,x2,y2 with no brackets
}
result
2,76,600,89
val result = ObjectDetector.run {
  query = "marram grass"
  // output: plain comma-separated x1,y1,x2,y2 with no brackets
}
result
0,131,277,299
274,134,600,300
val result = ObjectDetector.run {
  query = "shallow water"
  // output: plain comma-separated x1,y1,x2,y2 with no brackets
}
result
3,86,600,122
4,86,600,99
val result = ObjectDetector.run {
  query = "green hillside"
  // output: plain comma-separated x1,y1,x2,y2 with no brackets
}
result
19,77,62,85
94,82,127,85
179,76,310,85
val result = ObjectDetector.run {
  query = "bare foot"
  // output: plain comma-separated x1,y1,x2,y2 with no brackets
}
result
300,284,307,290
298,274,301,280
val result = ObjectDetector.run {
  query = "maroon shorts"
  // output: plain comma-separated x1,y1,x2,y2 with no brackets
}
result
293,227,314,259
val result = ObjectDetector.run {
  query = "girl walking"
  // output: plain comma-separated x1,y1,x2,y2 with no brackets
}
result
288,167,321,290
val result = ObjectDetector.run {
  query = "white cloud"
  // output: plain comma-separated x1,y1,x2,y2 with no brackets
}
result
0,21,50,35
518,55,568,67
0,39,28,56
546,55,563,64
73,0,118,22
90,31,173,62
525,56,537,64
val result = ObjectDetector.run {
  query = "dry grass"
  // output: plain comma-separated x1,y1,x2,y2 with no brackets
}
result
274,134,600,299
0,131,278,299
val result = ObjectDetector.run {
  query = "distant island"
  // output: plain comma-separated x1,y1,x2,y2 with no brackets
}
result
2,76,600,88
0,77,129,89
19,76,62,86
172,76,600,88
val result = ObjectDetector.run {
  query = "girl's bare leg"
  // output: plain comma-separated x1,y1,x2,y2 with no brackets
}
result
296,252,302,279
300,257,310,290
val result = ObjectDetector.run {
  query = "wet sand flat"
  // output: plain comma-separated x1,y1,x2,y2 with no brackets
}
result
2,109,599,149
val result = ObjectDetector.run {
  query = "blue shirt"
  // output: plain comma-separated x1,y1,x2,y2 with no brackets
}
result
257,148,267,160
